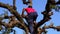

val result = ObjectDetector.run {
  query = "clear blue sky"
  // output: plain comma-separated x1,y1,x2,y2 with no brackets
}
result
0,0,60,34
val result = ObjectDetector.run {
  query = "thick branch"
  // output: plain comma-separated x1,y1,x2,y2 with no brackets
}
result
35,0,55,29
0,20,28,32
0,2,29,34
0,2,23,23
4,16,28,27
35,11,52,29
0,2,28,27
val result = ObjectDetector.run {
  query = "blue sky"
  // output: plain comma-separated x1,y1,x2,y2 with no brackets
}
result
0,0,60,34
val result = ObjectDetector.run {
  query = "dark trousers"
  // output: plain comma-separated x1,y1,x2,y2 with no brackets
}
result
25,12,38,34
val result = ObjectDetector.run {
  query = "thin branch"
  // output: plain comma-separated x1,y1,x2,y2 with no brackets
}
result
0,20,27,31
13,0,16,10
0,2,26,27
13,0,16,7
37,23,60,34
43,23,60,31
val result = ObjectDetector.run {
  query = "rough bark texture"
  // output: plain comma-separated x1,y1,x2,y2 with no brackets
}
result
0,0,60,34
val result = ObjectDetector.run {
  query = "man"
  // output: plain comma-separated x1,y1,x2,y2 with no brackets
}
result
22,6,38,34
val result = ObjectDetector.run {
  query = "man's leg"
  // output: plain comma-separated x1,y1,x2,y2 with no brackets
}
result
28,20,34,34
25,13,34,34
33,12,38,24
28,16,34,34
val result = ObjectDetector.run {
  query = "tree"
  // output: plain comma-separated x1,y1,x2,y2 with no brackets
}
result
0,0,60,34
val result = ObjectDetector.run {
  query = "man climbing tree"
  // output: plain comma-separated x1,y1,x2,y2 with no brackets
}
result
0,0,60,34
21,5,38,34
22,0,36,34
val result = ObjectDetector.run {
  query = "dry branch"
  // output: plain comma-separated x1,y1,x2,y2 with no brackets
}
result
0,0,60,34
35,0,55,29
43,24,60,31
0,1,29,34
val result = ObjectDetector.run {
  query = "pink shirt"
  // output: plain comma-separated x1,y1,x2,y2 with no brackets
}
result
25,8,36,14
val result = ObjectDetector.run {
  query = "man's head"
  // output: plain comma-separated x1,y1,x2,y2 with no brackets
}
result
28,6,32,8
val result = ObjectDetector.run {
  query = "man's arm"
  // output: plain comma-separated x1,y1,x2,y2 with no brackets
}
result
22,8,25,17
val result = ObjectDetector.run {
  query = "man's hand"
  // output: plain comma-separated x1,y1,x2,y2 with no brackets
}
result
21,14,28,19
21,14,24,18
